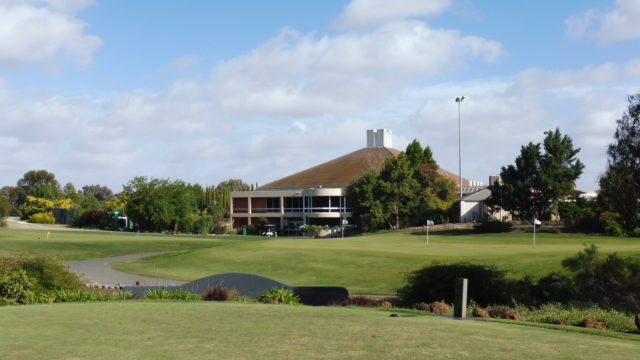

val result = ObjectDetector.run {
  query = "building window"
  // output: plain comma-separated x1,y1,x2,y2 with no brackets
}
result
284,197,303,212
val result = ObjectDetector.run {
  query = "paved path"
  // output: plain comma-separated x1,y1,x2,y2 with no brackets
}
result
65,252,186,287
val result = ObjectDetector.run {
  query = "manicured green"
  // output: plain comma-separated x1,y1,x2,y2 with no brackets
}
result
112,230,640,294
0,302,637,360
0,228,232,260
3,228,640,294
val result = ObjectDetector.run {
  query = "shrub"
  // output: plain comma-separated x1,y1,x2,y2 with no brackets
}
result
487,305,513,319
201,285,239,301
631,227,640,237
534,273,576,303
299,225,330,238
0,195,10,227
396,263,513,307
473,220,512,233
334,295,376,307
429,301,449,314
472,307,489,318
0,257,83,293
561,244,640,311
36,289,132,303
514,303,635,332
74,210,106,228
0,269,36,304
143,289,200,301
28,212,55,224
257,287,300,305
603,219,625,236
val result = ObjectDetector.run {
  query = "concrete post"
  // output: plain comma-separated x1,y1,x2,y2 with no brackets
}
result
454,278,468,318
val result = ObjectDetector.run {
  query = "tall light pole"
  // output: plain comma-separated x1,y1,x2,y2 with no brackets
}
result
455,96,465,222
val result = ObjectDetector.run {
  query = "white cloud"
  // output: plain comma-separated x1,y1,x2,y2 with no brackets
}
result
0,1,100,67
566,0,640,45
333,0,452,29
211,21,504,118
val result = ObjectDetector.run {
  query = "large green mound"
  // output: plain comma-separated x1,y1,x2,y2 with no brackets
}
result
1,302,638,360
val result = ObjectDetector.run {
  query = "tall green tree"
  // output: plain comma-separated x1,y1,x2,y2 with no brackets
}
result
378,154,421,229
489,129,584,221
16,170,61,201
346,170,385,232
599,94,640,232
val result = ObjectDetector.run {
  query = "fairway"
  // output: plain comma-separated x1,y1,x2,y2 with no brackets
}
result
111,230,640,294
0,301,637,360
3,227,640,294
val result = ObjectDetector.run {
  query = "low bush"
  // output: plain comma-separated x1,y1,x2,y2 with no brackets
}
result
0,257,84,293
334,295,376,307
396,263,513,307
473,220,512,233
631,227,640,237
257,287,300,305
0,269,36,304
201,285,239,301
143,289,200,301
74,210,106,228
34,289,132,304
514,303,636,332
28,212,55,224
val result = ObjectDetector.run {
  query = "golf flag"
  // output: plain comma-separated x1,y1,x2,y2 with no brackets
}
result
46,232,51,240
533,219,542,225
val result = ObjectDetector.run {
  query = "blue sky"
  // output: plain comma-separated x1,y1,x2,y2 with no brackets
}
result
1,0,639,192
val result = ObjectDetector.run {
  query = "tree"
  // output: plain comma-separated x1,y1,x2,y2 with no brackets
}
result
62,183,82,205
16,170,61,201
82,184,113,202
378,154,421,229
489,129,584,221
0,195,10,226
346,171,385,232
17,170,60,189
599,94,640,232
0,186,26,209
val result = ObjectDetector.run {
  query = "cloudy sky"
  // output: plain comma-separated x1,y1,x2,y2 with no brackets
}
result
1,0,639,192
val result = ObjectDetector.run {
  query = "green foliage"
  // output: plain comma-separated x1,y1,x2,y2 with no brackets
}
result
558,196,600,232
0,257,84,293
562,244,640,311
348,140,456,231
0,186,26,209
473,220,513,233
81,184,113,202
515,303,636,332
28,212,55,224
123,177,201,233
299,224,329,238
396,263,514,307
631,227,640,237
0,269,36,304
143,288,200,301
34,289,132,303
0,196,10,227
257,287,300,305
599,94,640,233
488,128,584,221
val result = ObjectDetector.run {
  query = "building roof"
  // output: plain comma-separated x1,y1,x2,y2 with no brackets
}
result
461,187,491,202
260,147,401,189
260,146,472,190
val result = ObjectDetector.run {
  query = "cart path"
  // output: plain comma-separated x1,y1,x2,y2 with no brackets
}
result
65,252,187,287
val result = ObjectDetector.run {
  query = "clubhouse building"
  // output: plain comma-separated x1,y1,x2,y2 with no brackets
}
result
230,129,492,234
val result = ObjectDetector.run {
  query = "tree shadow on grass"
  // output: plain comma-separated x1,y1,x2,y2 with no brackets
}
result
408,229,476,237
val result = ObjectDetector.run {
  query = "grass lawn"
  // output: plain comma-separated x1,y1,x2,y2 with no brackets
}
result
112,230,640,294
2,227,640,294
0,301,638,360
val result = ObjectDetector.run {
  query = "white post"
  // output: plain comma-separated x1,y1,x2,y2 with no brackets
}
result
533,221,535,248
426,220,433,245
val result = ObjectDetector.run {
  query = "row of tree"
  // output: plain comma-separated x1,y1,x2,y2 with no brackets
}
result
0,169,251,234
347,140,456,231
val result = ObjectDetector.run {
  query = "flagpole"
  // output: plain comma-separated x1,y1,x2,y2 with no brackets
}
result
533,222,535,248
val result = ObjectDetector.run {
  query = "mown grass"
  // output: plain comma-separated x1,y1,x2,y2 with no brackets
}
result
3,227,640,294
0,228,229,260
0,301,638,360
113,230,640,294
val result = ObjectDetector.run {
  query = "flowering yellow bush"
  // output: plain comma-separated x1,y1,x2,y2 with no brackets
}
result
21,196,73,219
28,212,55,224
105,195,127,212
